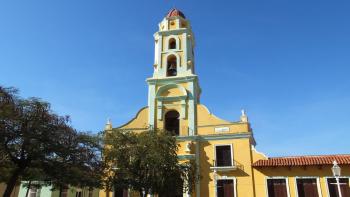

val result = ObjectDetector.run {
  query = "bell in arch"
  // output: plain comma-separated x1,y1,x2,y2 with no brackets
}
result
167,60,177,76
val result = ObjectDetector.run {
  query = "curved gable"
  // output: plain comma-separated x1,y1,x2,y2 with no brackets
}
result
197,104,251,135
197,104,233,125
117,107,149,130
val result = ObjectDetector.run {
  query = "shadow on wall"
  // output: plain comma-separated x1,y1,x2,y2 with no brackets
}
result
200,141,250,196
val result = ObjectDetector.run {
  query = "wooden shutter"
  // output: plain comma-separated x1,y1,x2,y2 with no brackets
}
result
297,178,319,197
216,146,232,167
267,179,288,197
217,179,234,197
328,178,350,197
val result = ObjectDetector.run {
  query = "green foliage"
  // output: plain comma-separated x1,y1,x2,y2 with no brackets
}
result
0,86,103,197
103,129,198,196
44,132,103,191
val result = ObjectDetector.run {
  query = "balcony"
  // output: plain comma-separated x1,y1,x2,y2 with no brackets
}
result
210,160,243,172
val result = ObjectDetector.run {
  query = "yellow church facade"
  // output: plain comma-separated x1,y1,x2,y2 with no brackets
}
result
102,9,350,197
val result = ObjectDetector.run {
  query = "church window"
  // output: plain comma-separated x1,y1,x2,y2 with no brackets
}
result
169,38,176,49
214,145,233,167
164,110,180,136
167,55,177,77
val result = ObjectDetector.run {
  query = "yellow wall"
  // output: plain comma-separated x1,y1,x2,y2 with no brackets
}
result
197,104,250,135
253,164,350,197
118,107,149,130
199,138,256,197
251,148,350,197
168,19,177,30
110,101,257,196
104,102,350,197
160,87,184,97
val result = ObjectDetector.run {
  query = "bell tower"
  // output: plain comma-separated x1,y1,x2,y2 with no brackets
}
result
147,8,200,136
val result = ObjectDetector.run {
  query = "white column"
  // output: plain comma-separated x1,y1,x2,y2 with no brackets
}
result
213,170,218,197
148,84,156,127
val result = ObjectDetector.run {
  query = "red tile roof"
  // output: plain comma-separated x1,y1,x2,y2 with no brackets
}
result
253,154,350,167
166,8,186,19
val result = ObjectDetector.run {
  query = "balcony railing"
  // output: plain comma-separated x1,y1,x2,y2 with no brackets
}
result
210,160,243,171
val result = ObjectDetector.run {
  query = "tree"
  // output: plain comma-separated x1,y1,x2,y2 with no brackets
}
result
0,86,103,197
44,132,103,196
103,129,198,197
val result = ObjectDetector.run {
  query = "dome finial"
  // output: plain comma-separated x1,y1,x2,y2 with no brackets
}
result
105,118,112,130
240,109,249,123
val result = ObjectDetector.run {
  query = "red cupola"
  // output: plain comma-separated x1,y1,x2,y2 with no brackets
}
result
166,8,186,19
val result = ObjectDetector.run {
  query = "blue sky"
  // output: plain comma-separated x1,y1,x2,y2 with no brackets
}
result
1,0,349,157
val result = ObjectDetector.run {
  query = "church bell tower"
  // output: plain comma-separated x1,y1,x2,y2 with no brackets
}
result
147,9,201,136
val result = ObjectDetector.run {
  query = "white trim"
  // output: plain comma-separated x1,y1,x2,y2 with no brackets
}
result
213,144,234,167
214,127,230,133
325,176,350,197
215,176,237,197
182,32,188,74
157,35,163,72
265,177,290,197
251,145,268,159
294,177,322,197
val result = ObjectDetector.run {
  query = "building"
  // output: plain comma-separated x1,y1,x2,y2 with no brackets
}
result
0,183,99,197
101,9,350,197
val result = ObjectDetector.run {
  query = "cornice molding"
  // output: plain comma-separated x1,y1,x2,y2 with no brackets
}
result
146,75,198,85
176,133,253,142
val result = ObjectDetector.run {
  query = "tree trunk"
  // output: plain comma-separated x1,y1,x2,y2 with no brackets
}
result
59,186,62,197
3,167,23,197
25,181,32,197
106,189,110,197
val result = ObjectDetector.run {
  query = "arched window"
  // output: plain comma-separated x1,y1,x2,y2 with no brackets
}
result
169,38,176,49
167,55,177,77
165,110,180,136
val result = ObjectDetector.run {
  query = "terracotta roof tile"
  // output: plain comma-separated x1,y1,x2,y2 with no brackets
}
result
166,8,186,19
252,154,350,167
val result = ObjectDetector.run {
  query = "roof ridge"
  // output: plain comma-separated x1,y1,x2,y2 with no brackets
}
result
268,154,350,159
253,154,350,167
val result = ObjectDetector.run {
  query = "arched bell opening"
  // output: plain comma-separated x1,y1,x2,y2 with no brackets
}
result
169,38,176,49
164,110,180,136
167,55,177,77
